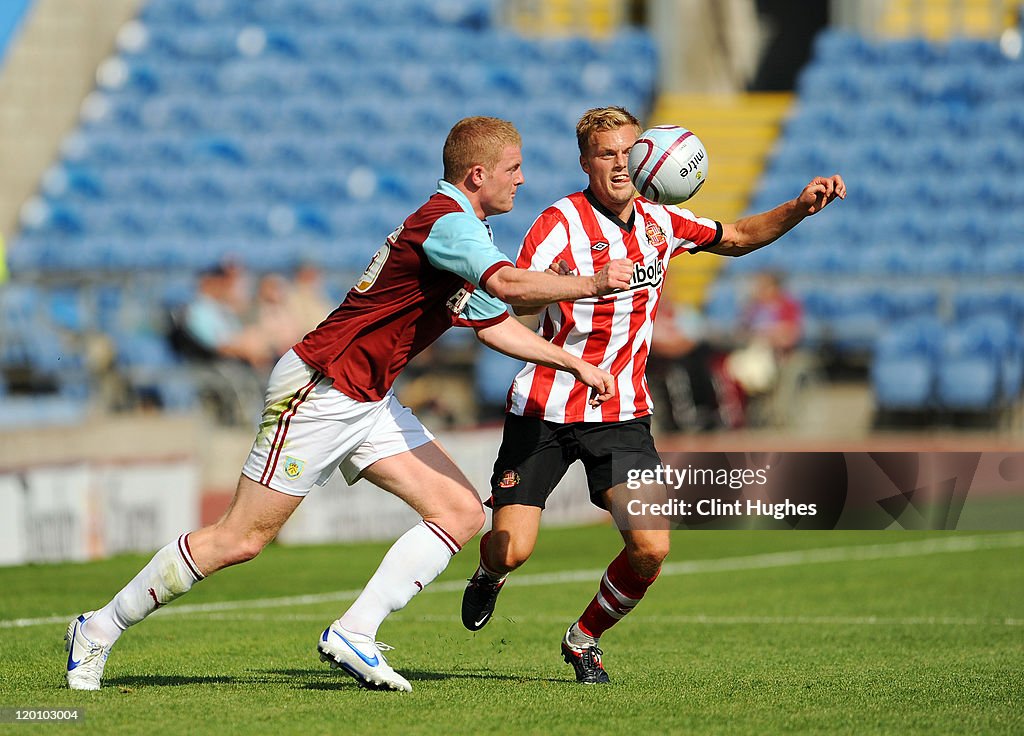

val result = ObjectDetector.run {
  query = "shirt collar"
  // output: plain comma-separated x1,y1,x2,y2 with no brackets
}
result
583,187,635,232
437,179,477,217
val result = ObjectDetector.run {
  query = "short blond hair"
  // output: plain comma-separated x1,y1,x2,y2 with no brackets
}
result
576,106,642,156
442,116,522,183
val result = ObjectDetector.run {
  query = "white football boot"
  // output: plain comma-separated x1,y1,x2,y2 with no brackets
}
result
65,612,112,690
317,620,412,692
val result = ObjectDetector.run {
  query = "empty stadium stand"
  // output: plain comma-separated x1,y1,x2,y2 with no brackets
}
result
0,0,658,424
718,29,1024,425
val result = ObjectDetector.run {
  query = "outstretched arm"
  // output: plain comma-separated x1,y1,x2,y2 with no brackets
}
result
703,175,846,257
474,317,615,408
510,259,575,317
485,258,633,307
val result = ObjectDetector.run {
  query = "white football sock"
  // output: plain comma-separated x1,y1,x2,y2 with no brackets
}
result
339,520,459,638
83,534,204,645
476,562,507,583
567,621,599,649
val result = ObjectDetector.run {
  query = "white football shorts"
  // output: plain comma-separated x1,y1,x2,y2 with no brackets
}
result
241,349,434,496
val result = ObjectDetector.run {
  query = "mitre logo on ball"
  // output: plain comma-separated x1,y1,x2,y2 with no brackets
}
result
629,125,710,205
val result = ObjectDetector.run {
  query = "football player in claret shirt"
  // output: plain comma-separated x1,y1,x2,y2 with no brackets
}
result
65,117,635,693
462,106,845,683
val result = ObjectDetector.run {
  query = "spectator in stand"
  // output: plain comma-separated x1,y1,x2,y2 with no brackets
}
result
254,273,305,359
720,271,805,425
180,264,270,371
288,262,334,335
740,271,803,353
647,300,721,432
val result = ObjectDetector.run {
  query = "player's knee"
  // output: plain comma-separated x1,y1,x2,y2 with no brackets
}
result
460,505,487,544
222,538,264,566
500,547,533,572
489,537,534,572
627,538,670,575
436,495,485,546
236,536,267,564
214,528,268,566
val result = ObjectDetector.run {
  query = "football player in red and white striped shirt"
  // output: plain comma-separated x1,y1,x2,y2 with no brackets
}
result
462,107,845,683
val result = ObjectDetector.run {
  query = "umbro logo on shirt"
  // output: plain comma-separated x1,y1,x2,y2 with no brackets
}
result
591,241,609,252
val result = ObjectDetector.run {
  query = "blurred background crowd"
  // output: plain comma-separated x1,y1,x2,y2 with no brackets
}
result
1,0,1022,438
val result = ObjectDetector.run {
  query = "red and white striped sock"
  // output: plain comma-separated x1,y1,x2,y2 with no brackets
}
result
575,548,660,641
83,534,204,645
339,519,460,638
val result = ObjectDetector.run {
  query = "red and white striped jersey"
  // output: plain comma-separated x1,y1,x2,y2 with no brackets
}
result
507,189,722,423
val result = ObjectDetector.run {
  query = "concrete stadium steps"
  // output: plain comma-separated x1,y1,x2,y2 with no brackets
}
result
0,0,143,238
649,92,792,308
505,0,624,36
880,0,1012,38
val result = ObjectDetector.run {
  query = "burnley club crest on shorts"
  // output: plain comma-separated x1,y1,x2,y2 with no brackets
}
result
283,456,305,479
498,470,520,489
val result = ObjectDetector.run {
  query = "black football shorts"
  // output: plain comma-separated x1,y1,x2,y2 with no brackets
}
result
488,414,661,510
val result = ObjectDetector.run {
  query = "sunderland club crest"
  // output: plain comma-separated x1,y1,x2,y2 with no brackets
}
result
644,218,667,249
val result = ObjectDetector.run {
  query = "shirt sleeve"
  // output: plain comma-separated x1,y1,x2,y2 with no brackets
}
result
422,211,513,290
665,205,723,256
454,288,511,328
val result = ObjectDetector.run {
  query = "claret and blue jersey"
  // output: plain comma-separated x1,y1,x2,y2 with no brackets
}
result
294,180,512,402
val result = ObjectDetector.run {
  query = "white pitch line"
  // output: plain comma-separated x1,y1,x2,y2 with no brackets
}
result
3,532,1022,630
161,612,1024,628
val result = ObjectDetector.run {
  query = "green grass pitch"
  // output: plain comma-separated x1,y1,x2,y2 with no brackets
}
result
1,527,1022,735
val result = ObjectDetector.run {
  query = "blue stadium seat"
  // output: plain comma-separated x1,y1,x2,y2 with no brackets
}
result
917,244,979,276
140,0,245,25
876,316,946,360
138,26,242,62
701,280,741,334
0,283,42,330
41,166,106,202
147,371,200,411
872,354,935,411
114,331,181,370
46,288,90,332
983,244,1024,276
811,30,878,65
884,284,941,320
870,316,945,411
216,60,296,96
953,285,1023,321
244,0,304,25
828,285,890,354
935,328,1001,412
